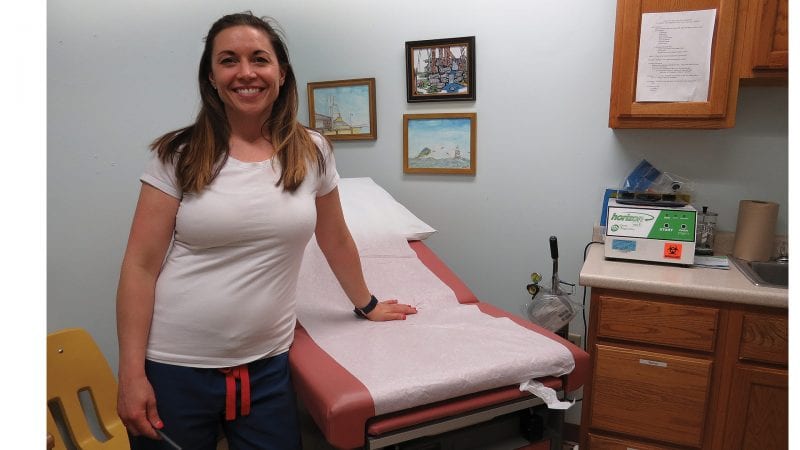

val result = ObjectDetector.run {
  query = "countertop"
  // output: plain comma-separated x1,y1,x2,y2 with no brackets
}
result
580,243,788,309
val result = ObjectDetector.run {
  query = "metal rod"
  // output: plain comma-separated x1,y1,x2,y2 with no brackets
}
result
156,429,182,450
549,236,561,294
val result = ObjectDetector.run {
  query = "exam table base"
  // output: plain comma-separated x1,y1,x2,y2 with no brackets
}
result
366,396,564,450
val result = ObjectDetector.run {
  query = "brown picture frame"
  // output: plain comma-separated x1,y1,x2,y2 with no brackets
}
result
307,78,377,140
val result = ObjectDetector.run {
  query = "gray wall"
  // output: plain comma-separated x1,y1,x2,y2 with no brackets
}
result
48,0,788,416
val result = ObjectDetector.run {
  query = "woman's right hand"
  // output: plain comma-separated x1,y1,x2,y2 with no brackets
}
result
115,184,179,440
117,374,163,439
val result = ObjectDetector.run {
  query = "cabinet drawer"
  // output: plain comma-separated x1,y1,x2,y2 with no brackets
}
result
739,313,788,365
590,345,712,447
588,433,679,450
597,296,718,352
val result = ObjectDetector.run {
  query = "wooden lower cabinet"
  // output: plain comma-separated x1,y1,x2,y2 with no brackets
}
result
580,289,787,449
722,365,788,450
591,345,712,447
588,434,680,450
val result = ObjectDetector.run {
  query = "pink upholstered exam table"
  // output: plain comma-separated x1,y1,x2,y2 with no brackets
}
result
290,240,589,449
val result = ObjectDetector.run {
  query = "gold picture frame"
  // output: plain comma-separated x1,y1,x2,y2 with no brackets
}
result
307,78,377,141
403,113,477,175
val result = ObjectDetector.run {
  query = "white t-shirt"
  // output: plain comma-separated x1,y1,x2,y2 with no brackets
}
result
140,131,339,367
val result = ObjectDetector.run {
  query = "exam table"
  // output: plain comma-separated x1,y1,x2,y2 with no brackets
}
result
290,240,589,449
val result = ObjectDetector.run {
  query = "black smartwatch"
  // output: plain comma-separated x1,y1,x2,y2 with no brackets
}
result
354,295,379,319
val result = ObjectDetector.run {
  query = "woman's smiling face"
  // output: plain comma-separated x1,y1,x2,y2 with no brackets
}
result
208,25,286,123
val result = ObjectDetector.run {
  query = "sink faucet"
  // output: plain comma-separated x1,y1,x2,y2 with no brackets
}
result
775,241,788,263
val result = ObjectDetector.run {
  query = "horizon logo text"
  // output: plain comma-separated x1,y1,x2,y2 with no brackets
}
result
610,212,655,223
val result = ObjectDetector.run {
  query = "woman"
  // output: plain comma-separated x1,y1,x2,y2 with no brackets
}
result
116,12,416,449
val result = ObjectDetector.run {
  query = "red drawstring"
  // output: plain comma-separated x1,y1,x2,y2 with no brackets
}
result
219,365,251,421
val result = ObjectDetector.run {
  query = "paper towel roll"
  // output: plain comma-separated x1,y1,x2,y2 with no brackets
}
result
733,200,779,261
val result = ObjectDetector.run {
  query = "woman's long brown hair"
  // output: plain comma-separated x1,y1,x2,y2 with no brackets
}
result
150,11,325,193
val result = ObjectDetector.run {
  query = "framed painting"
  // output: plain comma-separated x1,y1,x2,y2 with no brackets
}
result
403,113,477,175
405,36,475,102
307,78,377,140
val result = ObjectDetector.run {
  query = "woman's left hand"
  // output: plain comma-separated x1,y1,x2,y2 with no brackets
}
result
366,299,417,321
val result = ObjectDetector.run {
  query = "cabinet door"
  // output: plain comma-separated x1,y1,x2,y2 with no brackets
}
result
738,312,788,365
722,365,788,450
590,345,712,447
609,0,741,128
741,0,788,76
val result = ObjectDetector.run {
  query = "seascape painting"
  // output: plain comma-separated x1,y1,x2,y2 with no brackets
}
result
403,113,477,174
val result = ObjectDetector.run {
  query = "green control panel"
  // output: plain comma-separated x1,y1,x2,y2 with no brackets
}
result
608,205,697,242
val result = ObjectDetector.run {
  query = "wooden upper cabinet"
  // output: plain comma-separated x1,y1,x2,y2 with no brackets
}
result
740,0,788,79
609,0,742,128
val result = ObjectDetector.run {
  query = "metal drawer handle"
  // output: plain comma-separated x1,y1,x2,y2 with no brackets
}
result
639,358,668,368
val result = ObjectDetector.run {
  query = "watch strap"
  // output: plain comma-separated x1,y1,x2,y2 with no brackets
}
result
354,295,379,319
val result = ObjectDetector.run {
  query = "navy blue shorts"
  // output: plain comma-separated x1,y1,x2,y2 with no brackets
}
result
129,352,300,450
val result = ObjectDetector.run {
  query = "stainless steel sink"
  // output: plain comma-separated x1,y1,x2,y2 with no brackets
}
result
730,257,788,288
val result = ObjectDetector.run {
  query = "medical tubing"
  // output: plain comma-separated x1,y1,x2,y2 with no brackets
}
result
582,241,604,350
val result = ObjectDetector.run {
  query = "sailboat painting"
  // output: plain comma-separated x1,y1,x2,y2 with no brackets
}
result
404,113,477,175
307,78,377,141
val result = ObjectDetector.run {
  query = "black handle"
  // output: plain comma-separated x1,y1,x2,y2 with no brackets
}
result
549,236,558,260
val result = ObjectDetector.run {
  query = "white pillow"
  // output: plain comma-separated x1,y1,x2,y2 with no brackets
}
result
337,178,436,241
